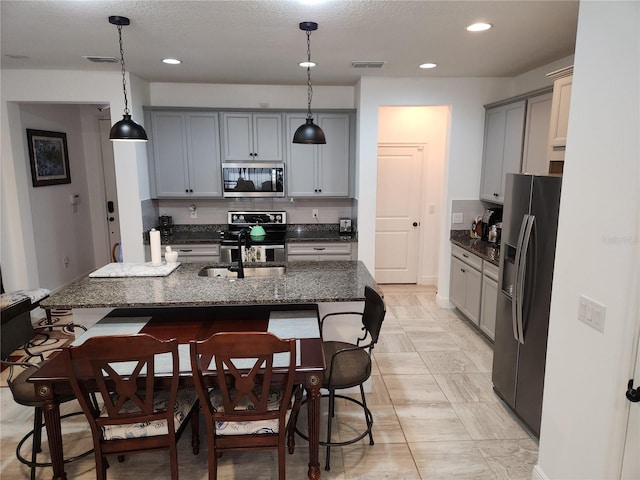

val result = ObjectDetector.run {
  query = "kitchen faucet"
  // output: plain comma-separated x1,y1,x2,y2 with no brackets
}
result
228,228,251,278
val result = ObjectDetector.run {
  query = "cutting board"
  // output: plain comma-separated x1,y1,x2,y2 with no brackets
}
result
89,262,181,278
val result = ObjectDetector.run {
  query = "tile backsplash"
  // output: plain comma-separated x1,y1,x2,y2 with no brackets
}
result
143,197,357,228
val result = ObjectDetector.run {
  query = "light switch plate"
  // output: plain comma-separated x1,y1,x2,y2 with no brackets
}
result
452,212,464,224
578,295,606,333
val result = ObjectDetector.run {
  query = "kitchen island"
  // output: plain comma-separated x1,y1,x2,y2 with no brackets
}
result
36,260,376,480
40,260,376,310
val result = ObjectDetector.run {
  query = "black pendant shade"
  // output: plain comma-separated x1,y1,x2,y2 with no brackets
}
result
293,21,326,145
109,114,148,142
293,118,326,144
109,15,148,142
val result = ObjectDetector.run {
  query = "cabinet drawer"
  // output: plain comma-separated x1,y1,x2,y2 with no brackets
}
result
482,261,499,281
287,243,352,256
451,245,483,271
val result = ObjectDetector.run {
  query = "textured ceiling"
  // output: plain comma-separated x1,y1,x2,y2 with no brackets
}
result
1,0,579,86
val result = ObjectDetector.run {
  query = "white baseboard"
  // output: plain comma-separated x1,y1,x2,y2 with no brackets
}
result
436,293,453,309
531,464,549,480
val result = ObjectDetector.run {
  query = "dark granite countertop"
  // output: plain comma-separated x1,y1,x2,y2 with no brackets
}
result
450,230,500,266
40,261,376,309
151,224,357,245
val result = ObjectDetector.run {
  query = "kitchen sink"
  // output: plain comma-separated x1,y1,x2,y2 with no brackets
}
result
198,266,286,278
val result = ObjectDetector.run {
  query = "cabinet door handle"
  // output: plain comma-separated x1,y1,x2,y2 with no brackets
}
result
460,268,466,273
462,253,469,258
313,247,326,251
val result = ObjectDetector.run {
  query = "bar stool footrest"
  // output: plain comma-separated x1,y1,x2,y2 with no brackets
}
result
16,410,94,469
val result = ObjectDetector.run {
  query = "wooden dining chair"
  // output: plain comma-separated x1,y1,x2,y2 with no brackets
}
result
189,332,300,480
63,334,200,480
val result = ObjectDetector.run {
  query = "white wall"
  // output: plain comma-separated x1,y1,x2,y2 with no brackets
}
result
378,106,449,285
355,77,511,301
536,2,639,479
149,83,355,109
18,104,96,288
1,70,149,290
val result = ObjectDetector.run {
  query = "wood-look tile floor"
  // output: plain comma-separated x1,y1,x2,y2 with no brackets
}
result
0,285,538,479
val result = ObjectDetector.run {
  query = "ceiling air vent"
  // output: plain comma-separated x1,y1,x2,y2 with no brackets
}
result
83,56,119,63
351,61,386,69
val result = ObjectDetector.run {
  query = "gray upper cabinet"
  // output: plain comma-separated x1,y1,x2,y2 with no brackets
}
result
480,100,526,204
220,112,283,161
522,92,553,175
286,113,351,197
149,111,222,198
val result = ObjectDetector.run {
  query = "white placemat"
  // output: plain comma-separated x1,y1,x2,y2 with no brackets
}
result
268,310,320,339
71,317,152,346
89,262,181,278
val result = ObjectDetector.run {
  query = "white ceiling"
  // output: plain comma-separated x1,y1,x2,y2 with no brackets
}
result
1,0,579,86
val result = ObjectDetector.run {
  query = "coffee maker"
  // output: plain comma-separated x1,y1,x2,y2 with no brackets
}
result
159,215,173,238
481,208,502,242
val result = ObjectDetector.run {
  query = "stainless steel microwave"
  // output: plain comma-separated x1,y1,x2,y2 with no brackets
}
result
221,163,285,198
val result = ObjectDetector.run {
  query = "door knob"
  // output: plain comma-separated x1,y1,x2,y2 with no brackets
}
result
412,222,419,227
626,379,640,403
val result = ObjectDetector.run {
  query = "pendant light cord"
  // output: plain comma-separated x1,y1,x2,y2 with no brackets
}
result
117,24,130,116
306,29,314,120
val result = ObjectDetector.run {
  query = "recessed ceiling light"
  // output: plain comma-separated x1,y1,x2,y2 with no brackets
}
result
162,58,182,65
419,62,438,69
299,61,317,68
466,23,492,32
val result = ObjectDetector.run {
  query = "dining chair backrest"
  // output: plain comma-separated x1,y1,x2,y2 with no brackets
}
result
64,334,180,436
190,331,296,424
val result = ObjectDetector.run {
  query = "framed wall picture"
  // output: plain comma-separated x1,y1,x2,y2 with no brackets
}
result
26,129,71,187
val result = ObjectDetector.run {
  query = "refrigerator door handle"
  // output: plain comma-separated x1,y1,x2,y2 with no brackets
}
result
517,215,535,344
512,214,529,342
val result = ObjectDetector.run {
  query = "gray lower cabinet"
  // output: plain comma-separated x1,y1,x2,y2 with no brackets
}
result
287,242,355,261
286,113,351,197
144,244,220,263
479,261,499,340
450,245,483,325
220,112,283,162
148,111,222,198
171,244,220,264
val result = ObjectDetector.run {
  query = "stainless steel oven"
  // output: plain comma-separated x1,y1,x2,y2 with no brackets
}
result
220,211,287,262
222,163,285,198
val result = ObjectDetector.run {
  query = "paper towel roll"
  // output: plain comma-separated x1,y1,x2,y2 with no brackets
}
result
150,228,162,266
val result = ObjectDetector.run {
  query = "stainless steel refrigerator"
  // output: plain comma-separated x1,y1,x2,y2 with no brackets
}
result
492,173,562,437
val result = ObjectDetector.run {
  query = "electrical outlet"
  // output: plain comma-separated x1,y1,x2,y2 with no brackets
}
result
191,210,198,219
63,255,70,269
312,209,319,219
452,212,464,224
578,295,606,333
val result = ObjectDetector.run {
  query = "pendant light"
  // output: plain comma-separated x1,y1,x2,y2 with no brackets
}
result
108,16,148,142
293,21,326,144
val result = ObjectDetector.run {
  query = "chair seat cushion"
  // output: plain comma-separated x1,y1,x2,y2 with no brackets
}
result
209,388,289,436
0,292,32,311
101,389,197,440
323,341,371,389
14,288,50,304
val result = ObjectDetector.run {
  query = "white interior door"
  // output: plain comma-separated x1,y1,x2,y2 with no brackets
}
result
98,119,121,261
375,145,424,283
